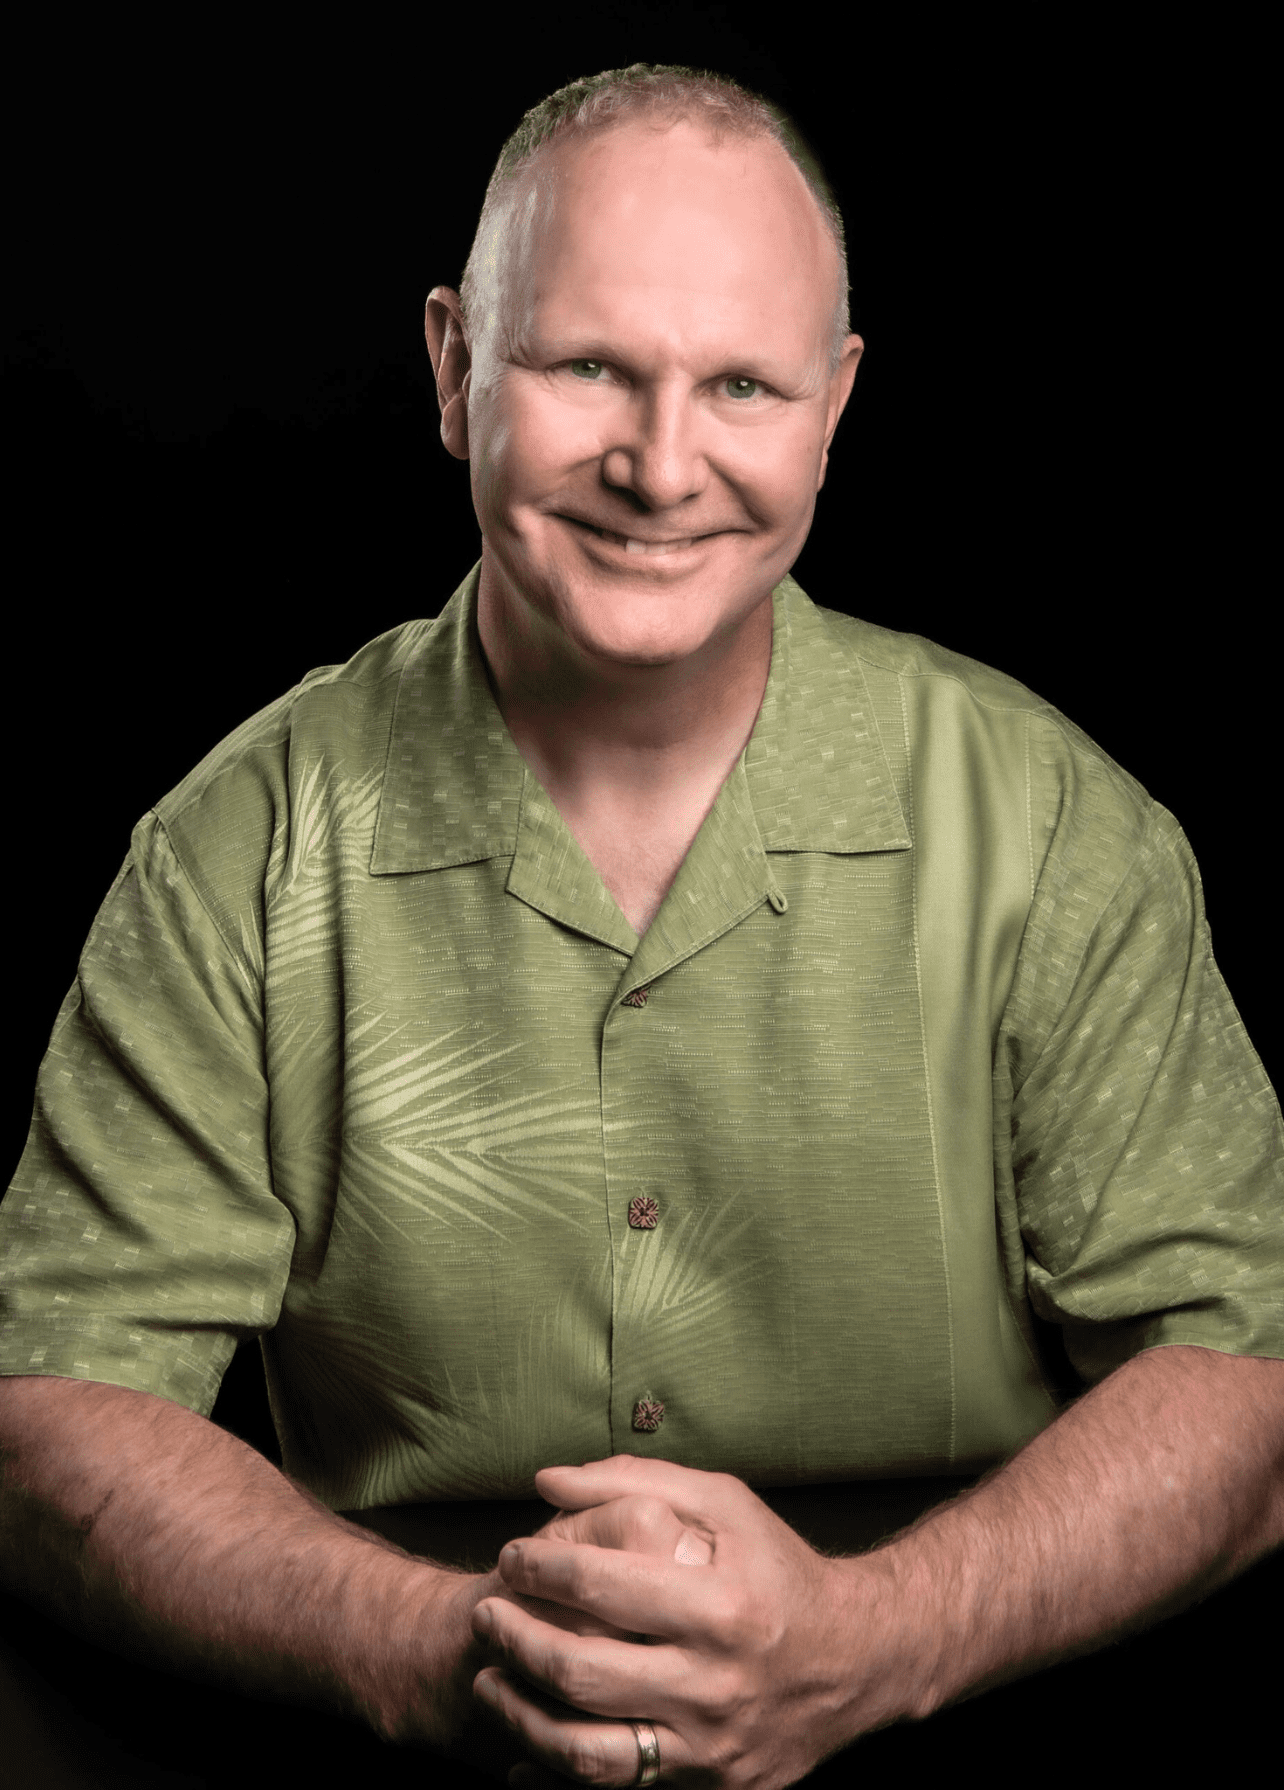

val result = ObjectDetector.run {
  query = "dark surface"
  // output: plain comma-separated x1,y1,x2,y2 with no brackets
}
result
2,6,1276,1785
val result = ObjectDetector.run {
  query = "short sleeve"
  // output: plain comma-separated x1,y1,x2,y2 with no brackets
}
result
997,783,1284,1388
0,811,295,1415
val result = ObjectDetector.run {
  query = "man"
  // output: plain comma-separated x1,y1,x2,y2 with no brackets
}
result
2,63,1282,1790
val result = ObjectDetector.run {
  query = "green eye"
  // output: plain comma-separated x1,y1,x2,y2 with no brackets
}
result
725,377,761,400
570,360,604,379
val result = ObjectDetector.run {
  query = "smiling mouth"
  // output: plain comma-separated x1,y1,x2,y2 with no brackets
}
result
564,517,714,557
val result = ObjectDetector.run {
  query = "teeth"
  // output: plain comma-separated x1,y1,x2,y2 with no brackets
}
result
624,536,694,556
580,521,697,556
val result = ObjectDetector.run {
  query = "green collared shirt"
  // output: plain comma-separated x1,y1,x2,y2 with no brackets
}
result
2,566,1281,1511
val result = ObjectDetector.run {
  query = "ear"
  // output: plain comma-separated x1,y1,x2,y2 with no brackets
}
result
425,286,473,461
817,334,864,491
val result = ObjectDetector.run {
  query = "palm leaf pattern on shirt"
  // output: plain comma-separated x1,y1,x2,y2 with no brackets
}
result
264,755,605,1246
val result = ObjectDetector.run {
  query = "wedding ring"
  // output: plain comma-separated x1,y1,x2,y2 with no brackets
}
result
630,1719,661,1786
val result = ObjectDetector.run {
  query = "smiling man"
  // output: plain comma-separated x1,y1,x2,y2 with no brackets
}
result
443,100,857,941
2,62,1283,1790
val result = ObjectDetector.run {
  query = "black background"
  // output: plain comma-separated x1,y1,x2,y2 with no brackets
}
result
2,5,1277,1782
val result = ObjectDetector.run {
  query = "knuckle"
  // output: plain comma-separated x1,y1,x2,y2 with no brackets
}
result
555,1643,601,1709
696,1660,749,1725
704,1584,747,1637
544,1510,590,1545
518,1545,549,1589
524,1548,579,1604
563,1730,616,1784
560,1558,593,1607
621,1494,674,1548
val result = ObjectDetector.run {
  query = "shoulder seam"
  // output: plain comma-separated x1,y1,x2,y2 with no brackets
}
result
880,662,1055,716
1007,791,1169,1094
147,811,265,1009
157,621,433,832
814,606,1058,719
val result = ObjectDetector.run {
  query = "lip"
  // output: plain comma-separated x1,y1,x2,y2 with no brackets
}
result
560,515,723,559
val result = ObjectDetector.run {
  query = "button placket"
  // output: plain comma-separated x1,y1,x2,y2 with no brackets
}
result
605,969,672,1452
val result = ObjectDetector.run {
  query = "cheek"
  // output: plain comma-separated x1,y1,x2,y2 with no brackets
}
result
765,422,825,505
779,453,828,541
505,394,591,488
708,416,822,517
472,414,521,518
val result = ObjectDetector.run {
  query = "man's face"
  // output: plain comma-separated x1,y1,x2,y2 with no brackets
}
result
444,117,863,672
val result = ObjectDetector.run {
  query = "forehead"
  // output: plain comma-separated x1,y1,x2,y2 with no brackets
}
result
495,116,834,349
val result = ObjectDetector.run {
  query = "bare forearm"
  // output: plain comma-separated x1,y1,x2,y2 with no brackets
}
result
355,1353,1284,1786
880,1345,1284,1717
0,1375,485,1744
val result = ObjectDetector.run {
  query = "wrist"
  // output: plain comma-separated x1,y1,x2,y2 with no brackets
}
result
865,1487,1030,1722
354,1552,501,1750
827,1530,969,1731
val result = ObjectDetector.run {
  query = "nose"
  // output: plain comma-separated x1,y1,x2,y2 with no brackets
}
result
600,380,709,514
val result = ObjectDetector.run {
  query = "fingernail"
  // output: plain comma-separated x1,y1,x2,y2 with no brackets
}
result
473,1602,493,1639
675,1529,713,1565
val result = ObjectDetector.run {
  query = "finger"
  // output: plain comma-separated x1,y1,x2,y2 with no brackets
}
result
495,1537,715,1638
476,1667,681,1789
675,1529,713,1565
536,1456,745,1526
542,1494,713,1565
475,1599,697,1721
503,1585,642,1645
542,1494,680,1553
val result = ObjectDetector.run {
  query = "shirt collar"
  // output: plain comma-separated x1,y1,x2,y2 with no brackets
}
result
370,561,909,898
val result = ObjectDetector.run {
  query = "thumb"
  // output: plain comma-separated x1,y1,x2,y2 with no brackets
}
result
540,1496,712,1564
675,1528,712,1565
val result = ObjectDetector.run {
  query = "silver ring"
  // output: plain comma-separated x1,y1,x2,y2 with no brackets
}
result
630,1719,661,1787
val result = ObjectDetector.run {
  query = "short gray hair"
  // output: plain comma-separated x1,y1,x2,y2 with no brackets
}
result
459,63,852,378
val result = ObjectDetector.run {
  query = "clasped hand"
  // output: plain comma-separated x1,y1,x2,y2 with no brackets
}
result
468,1456,908,1789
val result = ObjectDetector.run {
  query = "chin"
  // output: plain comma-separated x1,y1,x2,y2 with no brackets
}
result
492,534,770,667
567,621,708,669
564,590,739,668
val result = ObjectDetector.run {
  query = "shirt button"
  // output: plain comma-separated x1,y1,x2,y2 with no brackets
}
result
621,986,650,1008
628,1195,659,1230
632,1397,665,1432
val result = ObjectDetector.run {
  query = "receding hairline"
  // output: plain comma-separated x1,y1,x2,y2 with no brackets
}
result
459,69,852,376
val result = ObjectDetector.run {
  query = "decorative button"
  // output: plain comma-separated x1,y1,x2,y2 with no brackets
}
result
768,889,789,914
628,1195,659,1229
621,986,650,1008
632,1397,665,1432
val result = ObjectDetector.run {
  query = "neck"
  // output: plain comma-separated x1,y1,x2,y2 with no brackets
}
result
474,551,776,937
476,562,775,801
